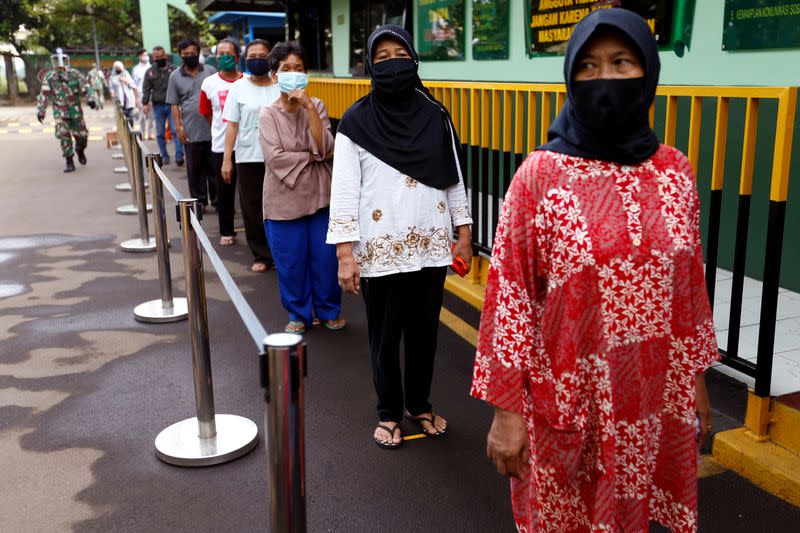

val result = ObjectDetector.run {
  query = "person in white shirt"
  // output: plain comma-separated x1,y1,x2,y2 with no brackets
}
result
200,39,244,246
328,25,473,449
131,48,154,139
108,60,139,126
221,39,281,273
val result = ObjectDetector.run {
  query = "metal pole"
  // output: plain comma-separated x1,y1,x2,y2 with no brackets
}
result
121,131,156,252
91,14,101,75
154,198,258,466
114,104,131,186
263,333,307,533
134,154,188,322
117,126,152,215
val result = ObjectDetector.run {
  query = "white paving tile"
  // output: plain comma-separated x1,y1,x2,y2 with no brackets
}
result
770,354,800,396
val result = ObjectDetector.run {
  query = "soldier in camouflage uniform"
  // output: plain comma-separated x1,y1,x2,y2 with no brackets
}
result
36,49,97,172
87,64,107,109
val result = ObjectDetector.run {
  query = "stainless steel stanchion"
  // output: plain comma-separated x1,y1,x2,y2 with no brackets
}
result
134,153,188,322
154,199,258,466
113,105,131,189
117,127,152,215
121,131,157,252
262,333,307,533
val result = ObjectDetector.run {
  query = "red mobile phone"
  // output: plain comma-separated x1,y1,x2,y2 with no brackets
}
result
451,245,469,277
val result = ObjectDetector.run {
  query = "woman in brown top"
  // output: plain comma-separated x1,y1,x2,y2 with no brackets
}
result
259,42,344,334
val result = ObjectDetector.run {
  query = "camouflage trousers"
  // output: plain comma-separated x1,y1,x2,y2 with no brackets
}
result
54,116,89,157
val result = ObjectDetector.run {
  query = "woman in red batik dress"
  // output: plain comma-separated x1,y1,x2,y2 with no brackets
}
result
472,9,719,533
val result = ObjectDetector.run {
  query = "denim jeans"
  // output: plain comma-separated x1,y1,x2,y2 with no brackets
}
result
152,103,184,161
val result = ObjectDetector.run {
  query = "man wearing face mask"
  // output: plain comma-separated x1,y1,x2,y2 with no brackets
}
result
167,38,218,210
141,45,183,165
131,48,154,140
36,48,98,173
199,39,243,245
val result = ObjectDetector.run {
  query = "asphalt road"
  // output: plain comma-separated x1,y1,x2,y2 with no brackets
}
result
0,102,798,532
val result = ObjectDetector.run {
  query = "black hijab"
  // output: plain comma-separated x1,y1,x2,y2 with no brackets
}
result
538,9,661,165
337,25,461,190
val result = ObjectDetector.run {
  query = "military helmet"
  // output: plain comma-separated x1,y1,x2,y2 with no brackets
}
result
50,47,70,69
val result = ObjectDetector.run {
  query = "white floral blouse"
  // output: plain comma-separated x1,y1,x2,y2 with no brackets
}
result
326,132,473,278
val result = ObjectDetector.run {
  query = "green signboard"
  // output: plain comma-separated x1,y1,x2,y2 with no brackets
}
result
473,0,510,60
722,1,800,50
417,0,466,61
526,1,681,56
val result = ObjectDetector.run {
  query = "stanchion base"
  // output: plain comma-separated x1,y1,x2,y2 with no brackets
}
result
155,414,259,467
134,298,188,323
115,182,132,191
112,152,125,160
117,204,153,215
121,238,157,252
114,166,128,174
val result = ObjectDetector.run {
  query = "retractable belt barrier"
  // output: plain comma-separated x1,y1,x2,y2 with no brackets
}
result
109,101,308,531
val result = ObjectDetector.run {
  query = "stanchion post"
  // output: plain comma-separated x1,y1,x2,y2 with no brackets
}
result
117,122,152,216
262,333,307,533
154,198,257,466
121,130,157,252
134,153,188,322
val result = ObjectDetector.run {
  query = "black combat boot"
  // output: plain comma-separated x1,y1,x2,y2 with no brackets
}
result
64,156,75,173
77,149,87,165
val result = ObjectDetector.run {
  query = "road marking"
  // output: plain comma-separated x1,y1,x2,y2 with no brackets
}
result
89,126,104,132
0,129,7,134
697,454,726,478
403,433,426,441
7,122,20,127
439,307,478,347
89,136,103,141
19,128,32,134
29,121,40,126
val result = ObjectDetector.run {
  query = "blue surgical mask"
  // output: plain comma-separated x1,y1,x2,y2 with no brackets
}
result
277,71,308,93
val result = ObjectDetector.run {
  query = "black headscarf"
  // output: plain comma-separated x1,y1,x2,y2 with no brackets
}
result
538,9,661,165
336,25,461,190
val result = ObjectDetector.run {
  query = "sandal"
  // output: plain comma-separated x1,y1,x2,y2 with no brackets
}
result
284,320,306,334
374,422,403,450
322,318,346,331
220,236,236,246
251,262,268,273
405,410,448,439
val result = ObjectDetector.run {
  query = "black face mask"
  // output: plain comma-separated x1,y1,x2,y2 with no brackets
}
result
370,58,418,96
182,55,200,68
246,58,269,76
155,58,167,68
571,77,648,135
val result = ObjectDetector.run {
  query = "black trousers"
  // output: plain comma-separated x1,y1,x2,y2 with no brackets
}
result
361,266,447,423
210,151,236,237
236,161,272,264
184,141,217,206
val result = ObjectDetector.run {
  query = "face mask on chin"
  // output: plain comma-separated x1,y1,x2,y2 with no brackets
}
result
571,77,648,135
370,58,418,96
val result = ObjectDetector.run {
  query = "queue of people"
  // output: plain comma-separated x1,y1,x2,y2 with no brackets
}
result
70,10,716,529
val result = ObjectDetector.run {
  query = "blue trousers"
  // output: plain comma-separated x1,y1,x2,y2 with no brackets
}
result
265,208,341,326
152,103,184,162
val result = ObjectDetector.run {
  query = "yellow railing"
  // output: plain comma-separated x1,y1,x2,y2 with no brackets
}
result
310,79,796,204
310,77,798,399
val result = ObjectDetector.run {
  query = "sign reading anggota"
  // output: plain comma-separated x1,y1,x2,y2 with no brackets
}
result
528,1,676,55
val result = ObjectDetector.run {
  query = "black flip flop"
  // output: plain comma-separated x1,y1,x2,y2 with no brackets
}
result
374,423,403,450
405,410,448,439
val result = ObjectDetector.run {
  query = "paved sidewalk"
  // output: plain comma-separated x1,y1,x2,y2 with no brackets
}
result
1,104,798,532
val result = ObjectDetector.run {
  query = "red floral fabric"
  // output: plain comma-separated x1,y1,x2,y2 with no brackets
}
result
471,146,719,533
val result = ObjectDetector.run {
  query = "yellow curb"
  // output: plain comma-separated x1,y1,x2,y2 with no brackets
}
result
713,427,800,506
444,275,486,311
439,307,478,347
697,454,727,479
770,401,800,455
